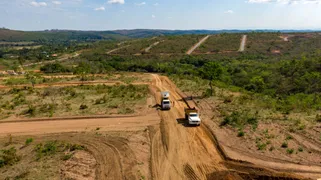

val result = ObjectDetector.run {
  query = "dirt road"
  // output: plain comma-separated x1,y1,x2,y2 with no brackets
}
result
22,53,80,67
0,80,149,89
106,45,130,54
186,35,211,55
0,112,159,136
0,73,319,179
144,41,162,53
238,35,247,52
150,74,226,179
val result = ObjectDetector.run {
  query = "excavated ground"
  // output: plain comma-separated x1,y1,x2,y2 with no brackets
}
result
0,74,319,180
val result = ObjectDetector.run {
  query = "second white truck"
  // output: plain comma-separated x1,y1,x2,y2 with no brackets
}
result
184,107,201,126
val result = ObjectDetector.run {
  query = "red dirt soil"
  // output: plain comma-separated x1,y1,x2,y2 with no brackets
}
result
0,74,319,180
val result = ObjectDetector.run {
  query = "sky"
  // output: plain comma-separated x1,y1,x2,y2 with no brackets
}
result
1,0,321,31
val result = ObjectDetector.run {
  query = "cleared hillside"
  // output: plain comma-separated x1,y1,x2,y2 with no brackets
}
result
195,34,242,53
149,35,205,54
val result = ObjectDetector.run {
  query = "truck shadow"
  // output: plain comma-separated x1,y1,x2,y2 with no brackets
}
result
152,104,171,111
152,104,161,110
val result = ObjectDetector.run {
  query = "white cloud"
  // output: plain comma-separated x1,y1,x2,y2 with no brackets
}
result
224,10,234,14
30,1,47,7
52,1,62,5
152,15,155,18
108,0,125,4
94,6,105,11
154,3,159,6
135,2,146,6
246,0,321,4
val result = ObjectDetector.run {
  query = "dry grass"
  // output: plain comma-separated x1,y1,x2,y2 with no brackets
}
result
170,75,321,163
0,136,85,180
0,84,149,120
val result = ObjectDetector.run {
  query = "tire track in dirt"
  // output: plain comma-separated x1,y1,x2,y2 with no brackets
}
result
37,132,146,180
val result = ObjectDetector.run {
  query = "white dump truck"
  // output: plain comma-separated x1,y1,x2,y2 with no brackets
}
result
161,91,171,110
184,107,201,126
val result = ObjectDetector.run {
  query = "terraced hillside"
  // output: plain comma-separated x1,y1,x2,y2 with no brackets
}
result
195,34,242,53
149,35,205,54
245,33,293,54
112,37,163,55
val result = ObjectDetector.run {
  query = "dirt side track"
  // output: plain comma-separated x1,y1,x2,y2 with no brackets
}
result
0,74,320,179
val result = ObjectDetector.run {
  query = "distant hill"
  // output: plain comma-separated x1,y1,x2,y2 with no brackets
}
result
0,29,129,42
0,28,320,42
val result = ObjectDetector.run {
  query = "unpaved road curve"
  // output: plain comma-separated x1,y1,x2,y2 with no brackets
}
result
238,35,247,52
186,35,211,55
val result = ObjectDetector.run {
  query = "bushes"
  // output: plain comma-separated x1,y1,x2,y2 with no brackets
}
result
39,103,56,117
316,114,321,123
79,104,88,110
25,138,33,146
220,110,258,129
237,131,245,137
0,147,21,168
286,148,294,154
35,141,85,160
118,107,134,114
24,105,36,116
281,142,288,148
35,141,58,159
40,63,70,73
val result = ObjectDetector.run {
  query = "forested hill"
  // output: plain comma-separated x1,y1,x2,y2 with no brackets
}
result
0,28,319,42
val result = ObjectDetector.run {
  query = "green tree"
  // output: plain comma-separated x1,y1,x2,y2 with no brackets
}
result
199,62,223,95
248,76,265,93
25,72,40,88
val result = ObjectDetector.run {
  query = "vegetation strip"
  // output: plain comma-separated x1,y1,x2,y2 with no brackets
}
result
0,114,140,124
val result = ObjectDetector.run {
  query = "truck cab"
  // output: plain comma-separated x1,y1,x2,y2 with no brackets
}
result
185,108,201,126
161,91,171,110
161,99,171,110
